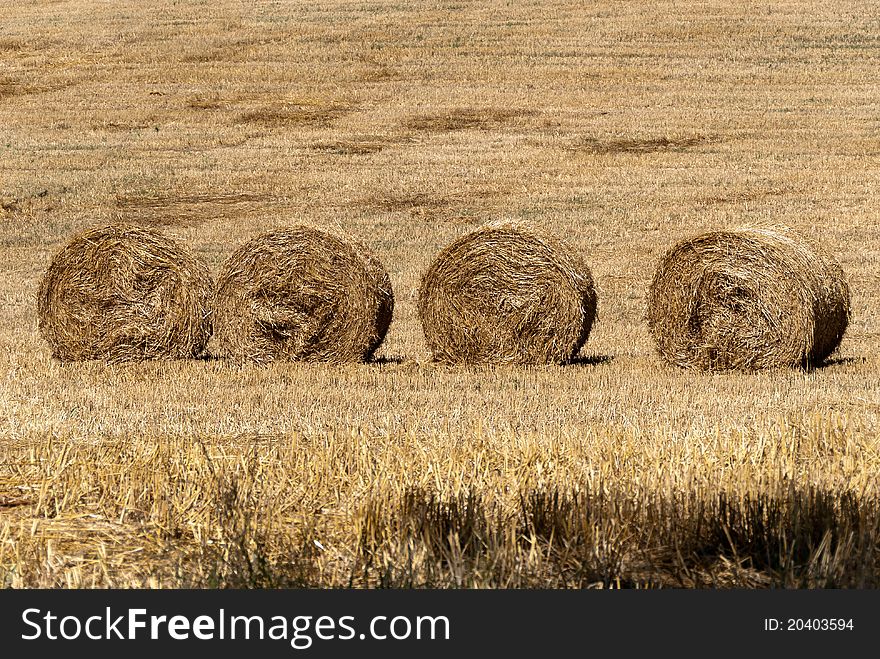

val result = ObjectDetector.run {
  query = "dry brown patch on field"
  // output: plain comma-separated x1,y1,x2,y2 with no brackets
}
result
186,93,226,111
0,38,25,52
235,101,355,129
345,50,407,83
404,107,535,133
182,33,291,64
356,64,403,83
699,187,790,206
310,135,409,155
565,134,721,155
114,192,275,227
0,196,18,215
90,119,157,132
0,72,85,102
353,189,500,225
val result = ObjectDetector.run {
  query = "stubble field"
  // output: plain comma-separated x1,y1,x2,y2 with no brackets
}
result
1,0,879,587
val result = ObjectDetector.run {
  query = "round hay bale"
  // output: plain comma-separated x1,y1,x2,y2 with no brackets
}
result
212,226,394,363
418,221,597,365
646,225,850,371
37,223,214,362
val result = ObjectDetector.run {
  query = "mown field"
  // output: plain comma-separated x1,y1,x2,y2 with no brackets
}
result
1,0,879,587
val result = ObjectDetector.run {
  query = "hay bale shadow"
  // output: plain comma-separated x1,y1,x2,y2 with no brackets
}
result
371,355,405,365
568,354,613,367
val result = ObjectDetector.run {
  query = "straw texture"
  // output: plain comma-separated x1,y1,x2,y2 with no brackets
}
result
37,223,213,362
647,225,850,371
418,221,597,365
212,226,393,363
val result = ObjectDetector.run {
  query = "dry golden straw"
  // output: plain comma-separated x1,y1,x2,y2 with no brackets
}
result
418,221,597,365
647,225,851,371
37,223,214,362
212,226,394,363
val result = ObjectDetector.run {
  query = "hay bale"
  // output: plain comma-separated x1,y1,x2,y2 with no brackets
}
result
647,225,850,371
212,226,393,363
37,223,213,362
418,221,597,365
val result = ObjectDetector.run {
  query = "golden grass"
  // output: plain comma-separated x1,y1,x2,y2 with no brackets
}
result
1,411,876,588
1,0,880,587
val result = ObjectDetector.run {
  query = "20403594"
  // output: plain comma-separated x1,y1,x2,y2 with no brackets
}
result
764,619,854,631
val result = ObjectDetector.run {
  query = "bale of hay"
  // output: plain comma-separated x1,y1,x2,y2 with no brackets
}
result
212,226,394,363
646,225,851,371
37,223,214,362
418,221,597,365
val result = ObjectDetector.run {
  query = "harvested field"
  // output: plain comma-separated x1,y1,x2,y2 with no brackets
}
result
1,0,880,588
